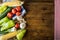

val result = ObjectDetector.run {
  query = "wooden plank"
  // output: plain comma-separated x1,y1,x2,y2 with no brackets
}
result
22,0,53,3
23,2,54,40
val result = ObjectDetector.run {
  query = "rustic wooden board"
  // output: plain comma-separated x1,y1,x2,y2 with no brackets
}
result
23,2,54,40
22,0,53,3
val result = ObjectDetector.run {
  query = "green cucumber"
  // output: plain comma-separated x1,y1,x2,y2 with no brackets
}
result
0,7,12,19
0,5,7,14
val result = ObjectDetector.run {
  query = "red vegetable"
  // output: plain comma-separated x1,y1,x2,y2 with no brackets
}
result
12,9,17,14
16,12,21,16
15,23,20,29
15,6,21,12
7,12,13,18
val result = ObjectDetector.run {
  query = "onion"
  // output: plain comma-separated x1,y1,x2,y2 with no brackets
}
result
20,23,26,29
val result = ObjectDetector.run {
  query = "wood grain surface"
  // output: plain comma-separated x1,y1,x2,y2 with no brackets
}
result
23,1,54,40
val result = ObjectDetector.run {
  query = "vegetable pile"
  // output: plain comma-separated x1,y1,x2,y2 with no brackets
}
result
0,1,26,40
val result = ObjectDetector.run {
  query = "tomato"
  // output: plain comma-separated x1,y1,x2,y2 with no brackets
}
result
15,23,20,29
12,9,17,14
7,12,13,18
16,6,21,12
16,12,21,16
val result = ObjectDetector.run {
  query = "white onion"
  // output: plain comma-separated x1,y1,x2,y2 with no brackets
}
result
20,23,26,29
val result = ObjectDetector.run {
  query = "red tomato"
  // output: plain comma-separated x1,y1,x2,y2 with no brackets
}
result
15,6,21,12
7,12,13,18
16,12,21,16
15,23,20,29
12,9,17,14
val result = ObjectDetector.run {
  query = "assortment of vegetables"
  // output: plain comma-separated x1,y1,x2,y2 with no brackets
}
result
0,7,12,19
2,1,24,6
0,1,26,40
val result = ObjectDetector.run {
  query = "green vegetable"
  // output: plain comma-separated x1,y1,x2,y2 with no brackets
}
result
0,7,12,19
0,17,10,25
1,20,15,31
0,5,7,14
16,29,26,40
0,27,9,34
0,30,9,34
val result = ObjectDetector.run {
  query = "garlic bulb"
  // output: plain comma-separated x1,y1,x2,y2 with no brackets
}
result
16,16,23,21
17,16,26,23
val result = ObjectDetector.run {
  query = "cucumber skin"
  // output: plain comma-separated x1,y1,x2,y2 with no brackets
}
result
0,7,12,20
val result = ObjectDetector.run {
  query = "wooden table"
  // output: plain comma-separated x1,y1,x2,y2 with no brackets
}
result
23,0,54,40
0,0,54,40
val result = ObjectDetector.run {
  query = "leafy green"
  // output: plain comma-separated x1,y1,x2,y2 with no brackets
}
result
1,20,15,31
0,17,10,25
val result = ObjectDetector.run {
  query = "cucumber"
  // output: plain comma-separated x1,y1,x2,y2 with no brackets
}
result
0,7,12,20
0,5,7,14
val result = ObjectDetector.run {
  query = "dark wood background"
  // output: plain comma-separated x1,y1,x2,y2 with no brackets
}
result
0,0,54,40
23,0,54,40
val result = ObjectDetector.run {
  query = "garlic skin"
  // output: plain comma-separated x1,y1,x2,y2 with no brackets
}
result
16,16,23,21
20,23,26,29
16,16,26,29
16,16,26,23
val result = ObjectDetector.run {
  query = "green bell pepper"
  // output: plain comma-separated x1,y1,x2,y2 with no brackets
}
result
0,17,10,25
1,20,15,31
16,29,26,40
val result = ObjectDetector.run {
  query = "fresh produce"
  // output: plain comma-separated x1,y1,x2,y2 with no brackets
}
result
1,20,15,31
0,7,12,19
16,6,21,12
2,1,24,6
16,29,26,40
12,9,17,14
7,12,13,19
15,23,20,29
0,17,10,25
0,31,18,40
7,6,22,19
0,1,27,40
16,16,26,23
16,12,21,16
20,23,26,29
0,5,7,14
6,27,16,32
0,30,9,34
